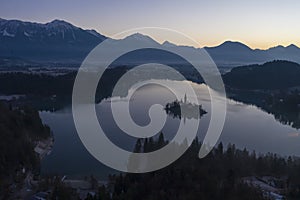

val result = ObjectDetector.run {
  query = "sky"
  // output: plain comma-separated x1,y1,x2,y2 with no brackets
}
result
0,0,299,49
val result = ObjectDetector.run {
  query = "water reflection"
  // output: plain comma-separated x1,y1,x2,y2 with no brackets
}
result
40,80,300,179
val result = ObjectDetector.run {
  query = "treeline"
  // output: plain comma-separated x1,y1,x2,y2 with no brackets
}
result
1,60,300,97
223,60,300,90
31,135,300,199
0,72,75,96
0,101,51,198
224,60,300,129
73,134,300,200
0,67,129,111
0,67,127,98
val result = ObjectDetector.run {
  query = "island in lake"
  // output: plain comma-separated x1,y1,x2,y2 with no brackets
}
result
164,94,207,120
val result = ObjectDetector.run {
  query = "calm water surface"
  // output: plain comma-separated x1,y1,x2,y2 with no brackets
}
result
40,80,300,179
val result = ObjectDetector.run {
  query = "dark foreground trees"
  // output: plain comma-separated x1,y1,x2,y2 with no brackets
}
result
0,101,51,199
85,134,300,200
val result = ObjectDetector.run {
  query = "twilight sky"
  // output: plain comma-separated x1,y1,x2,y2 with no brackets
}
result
1,0,299,49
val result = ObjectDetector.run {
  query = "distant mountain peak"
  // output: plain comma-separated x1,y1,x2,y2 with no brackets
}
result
0,18,107,41
125,33,152,40
50,19,67,23
162,41,177,47
45,19,76,30
267,45,285,51
123,33,160,45
267,44,300,56
287,44,299,49
220,41,252,49
0,18,107,63
204,41,253,52
222,41,243,45
268,44,299,51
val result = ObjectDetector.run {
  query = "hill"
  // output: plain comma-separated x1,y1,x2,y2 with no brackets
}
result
223,60,300,89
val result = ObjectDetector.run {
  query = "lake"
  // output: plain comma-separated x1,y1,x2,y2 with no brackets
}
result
40,80,300,179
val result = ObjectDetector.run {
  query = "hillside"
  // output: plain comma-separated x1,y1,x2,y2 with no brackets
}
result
0,102,51,198
223,60,300,90
0,18,106,63
223,60,300,129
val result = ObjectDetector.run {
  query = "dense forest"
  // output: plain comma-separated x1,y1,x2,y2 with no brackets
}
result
109,136,300,200
0,101,51,198
0,67,129,111
223,60,300,129
44,134,300,200
0,67,126,97
223,60,300,90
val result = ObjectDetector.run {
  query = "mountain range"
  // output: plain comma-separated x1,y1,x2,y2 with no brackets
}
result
0,18,106,64
0,18,300,67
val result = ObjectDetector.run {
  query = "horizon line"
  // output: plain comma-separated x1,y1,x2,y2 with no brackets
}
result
1,17,299,51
